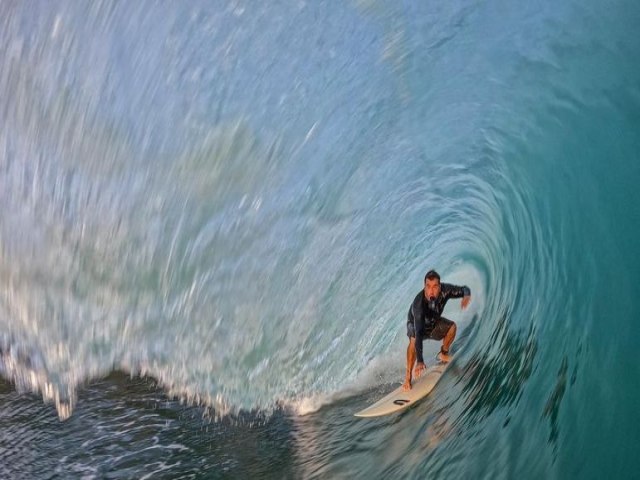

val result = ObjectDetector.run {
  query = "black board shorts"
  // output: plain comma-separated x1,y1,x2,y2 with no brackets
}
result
406,317,454,341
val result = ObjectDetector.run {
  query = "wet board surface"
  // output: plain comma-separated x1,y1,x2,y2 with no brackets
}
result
354,362,448,417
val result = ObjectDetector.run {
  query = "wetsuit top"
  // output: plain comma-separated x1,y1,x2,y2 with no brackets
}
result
407,283,470,364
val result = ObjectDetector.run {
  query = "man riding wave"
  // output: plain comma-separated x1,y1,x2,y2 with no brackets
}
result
402,270,471,391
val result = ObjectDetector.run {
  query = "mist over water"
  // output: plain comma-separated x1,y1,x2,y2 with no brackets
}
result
1,0,639,478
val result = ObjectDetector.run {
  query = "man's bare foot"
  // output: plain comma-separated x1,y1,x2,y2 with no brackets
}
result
402,378,412,391
437,351,451,363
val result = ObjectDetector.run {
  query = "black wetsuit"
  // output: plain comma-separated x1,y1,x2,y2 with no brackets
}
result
407,283,470,363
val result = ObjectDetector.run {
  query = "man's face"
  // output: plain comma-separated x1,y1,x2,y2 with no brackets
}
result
424,278,441,300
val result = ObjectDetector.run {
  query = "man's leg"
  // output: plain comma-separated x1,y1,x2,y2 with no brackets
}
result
442,322,456,353
430,317,456,362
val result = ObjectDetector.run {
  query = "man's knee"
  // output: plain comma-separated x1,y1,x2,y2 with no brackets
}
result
447,322,457,336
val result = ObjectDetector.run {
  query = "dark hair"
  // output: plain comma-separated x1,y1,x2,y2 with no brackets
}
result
424,270,440,284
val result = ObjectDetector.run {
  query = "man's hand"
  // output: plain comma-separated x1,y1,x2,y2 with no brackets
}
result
413,362,426,379
461,295,471,310
402,378,412,391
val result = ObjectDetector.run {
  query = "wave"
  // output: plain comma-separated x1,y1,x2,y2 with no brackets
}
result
1,8,639,466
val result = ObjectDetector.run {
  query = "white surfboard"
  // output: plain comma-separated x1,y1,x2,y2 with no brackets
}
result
354,362,448,417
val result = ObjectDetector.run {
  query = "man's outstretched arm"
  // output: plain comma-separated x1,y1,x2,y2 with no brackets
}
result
444,283,471,308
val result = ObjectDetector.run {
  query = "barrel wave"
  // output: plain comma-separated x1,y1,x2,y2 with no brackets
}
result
1,1,639,478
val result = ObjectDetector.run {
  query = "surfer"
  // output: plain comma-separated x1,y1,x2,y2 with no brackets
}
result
402,270,471,391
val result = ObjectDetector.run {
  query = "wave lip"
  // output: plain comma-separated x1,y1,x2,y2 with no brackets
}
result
0,333,74,420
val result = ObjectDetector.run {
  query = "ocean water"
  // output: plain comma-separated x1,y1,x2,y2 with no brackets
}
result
1,0,639,478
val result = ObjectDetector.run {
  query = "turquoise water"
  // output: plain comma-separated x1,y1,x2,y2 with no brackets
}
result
1,1,639,478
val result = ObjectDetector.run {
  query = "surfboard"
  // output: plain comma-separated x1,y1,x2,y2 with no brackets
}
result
354,362,448,417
